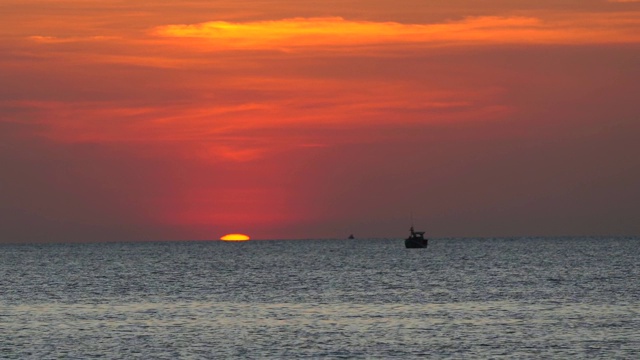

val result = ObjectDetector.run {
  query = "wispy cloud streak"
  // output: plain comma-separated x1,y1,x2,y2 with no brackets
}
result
154,15,640,51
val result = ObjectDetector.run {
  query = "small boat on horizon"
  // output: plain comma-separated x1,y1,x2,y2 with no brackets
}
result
348,234,355,239
405,226,428,249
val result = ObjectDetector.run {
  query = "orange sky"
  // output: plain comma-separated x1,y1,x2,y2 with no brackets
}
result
1,0,639,242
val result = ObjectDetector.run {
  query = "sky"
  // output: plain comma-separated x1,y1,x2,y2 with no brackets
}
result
1,0,639,243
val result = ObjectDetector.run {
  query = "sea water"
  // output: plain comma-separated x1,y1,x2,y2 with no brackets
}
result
1,237,638,358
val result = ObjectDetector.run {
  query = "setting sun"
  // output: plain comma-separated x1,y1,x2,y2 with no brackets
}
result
220,233,251,241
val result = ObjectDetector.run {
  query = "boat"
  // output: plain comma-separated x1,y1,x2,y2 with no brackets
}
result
405,226,428,248
348,234,355,239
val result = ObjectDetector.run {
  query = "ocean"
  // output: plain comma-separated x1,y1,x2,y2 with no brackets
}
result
1,237,638,358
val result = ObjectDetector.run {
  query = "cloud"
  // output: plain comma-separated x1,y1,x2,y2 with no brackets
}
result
153,15,640,51
28,35,118,43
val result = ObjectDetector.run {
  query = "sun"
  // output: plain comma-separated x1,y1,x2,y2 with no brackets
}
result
220,233,251,241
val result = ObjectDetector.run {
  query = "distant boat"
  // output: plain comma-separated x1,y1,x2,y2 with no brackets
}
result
405,226,428,248
348,234,355,239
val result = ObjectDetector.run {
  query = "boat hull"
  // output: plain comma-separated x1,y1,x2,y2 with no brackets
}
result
405,237,428,249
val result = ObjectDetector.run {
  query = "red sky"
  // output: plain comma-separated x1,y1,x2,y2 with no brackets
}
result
1,0,639,242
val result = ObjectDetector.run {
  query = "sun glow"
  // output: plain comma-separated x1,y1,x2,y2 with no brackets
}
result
220,233,251,241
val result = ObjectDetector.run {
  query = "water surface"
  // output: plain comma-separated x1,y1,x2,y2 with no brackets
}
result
1,237,638,358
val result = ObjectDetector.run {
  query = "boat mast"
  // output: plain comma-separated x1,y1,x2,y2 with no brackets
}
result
410,211,414,234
